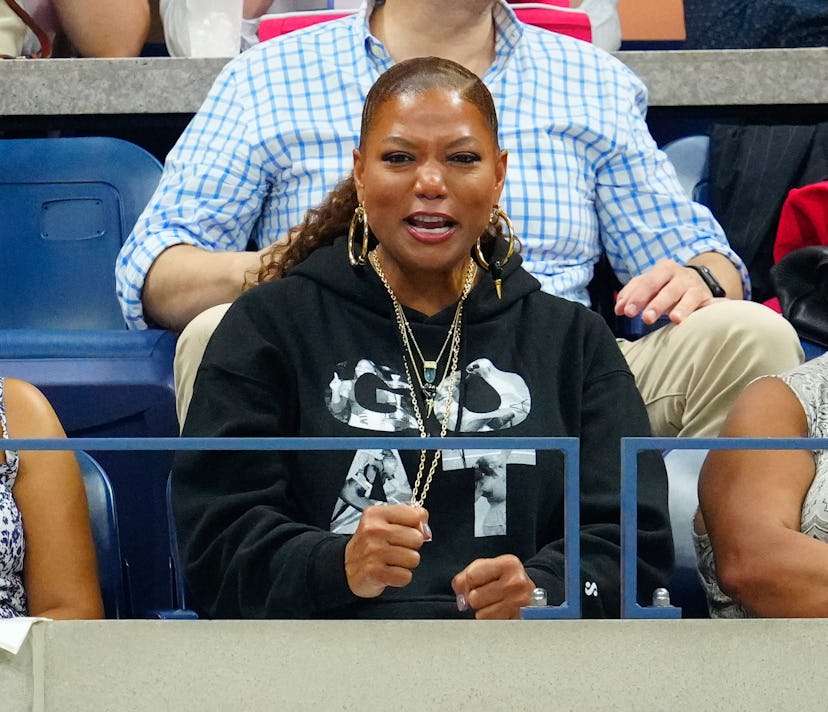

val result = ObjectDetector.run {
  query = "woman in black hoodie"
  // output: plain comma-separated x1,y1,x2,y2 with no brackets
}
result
172,56,673,620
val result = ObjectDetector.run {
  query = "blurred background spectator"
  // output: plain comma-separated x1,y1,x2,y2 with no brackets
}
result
684,0,828,49
572,0,620,51
7,0,151,57
0,1,28,56
161,0,621,58
161,0,335,57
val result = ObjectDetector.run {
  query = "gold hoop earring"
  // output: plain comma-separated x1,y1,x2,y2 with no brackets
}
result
473,205,516,299
348,204,369,267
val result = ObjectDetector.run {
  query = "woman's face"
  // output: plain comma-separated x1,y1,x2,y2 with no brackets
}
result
353,87,507,283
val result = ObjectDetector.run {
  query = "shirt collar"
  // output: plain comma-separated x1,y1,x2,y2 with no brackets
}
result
360,0,393,68
489,0,523,79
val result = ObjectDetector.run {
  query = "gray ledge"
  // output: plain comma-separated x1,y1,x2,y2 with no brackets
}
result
619,48,828,107
1,48,826,116
6,619,828,711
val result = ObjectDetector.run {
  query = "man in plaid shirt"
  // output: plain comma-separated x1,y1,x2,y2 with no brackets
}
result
118,0,802,437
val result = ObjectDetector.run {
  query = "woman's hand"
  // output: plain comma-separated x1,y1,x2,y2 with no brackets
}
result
451,555,535,619
345,504,430,598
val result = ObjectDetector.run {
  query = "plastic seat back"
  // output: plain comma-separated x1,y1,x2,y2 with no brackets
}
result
151,472,199,619
663,448,709,617
661,134,712,207
510,2,591,41
167,472,191,613
258,8,346,38
0,137,176,617
77,450,131,619
0,136,162,329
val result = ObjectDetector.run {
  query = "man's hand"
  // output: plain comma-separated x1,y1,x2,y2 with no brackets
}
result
614,258,718,326
345,504,430,599
451,555,535,620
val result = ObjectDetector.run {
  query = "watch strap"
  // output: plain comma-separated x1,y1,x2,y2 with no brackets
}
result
687,264,726,298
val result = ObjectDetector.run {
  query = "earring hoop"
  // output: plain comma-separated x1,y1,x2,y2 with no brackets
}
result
473,205,516,299
348,204,369,267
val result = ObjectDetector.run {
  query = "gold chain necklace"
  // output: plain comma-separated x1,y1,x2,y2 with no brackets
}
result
369,250,477,507
403,313,458,396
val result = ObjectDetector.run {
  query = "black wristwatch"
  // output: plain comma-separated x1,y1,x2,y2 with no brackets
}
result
687,264,726,298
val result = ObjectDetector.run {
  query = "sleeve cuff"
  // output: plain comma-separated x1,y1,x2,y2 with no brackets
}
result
307,536,361,615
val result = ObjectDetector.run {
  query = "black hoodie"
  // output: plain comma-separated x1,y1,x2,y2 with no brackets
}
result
173,237,672,619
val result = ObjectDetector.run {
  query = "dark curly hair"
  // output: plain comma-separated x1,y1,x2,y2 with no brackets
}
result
254,56,502,285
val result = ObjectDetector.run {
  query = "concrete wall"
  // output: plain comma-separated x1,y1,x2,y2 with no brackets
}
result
3,619,826,711
0,48,826,118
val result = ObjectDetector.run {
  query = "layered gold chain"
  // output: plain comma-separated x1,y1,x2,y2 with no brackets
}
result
369,250,477,507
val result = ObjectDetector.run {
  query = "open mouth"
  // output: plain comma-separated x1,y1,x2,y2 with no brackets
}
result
405,214,457,236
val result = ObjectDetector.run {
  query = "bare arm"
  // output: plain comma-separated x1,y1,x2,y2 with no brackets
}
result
698,376,828,617
6,380,103,619
614,251,744,326
52,0,150,57
244,0,275,19
143,244,267,332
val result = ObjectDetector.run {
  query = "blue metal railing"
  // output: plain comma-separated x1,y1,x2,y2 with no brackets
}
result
620,436,828,618
17,434,815,619
5,436,581,619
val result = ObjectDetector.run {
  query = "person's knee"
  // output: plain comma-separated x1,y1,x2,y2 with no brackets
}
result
683,301,804,371
175,304,230,361
174,303,232,427
661,301,804,437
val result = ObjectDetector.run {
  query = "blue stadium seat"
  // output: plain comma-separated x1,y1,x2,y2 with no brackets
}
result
152,472,198,620
77,450,131,619
166,472,190,612
0,137,163,329
0,137,178,616
661,449,709,617
661,134,712,207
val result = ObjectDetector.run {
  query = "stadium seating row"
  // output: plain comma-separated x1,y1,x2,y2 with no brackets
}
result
1,131,821,620
43,439,708,620
0,137,177,615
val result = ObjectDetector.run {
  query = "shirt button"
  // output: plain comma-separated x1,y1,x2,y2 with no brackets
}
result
370,44,383,57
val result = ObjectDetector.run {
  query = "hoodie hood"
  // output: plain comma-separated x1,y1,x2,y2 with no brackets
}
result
288,235,541,324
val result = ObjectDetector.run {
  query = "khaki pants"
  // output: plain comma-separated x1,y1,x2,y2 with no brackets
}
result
617,299,803,438
0,2,26,57
174,302,232,429
174,299,804,438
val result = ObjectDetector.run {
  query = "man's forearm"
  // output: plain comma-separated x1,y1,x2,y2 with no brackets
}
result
143,244,262,333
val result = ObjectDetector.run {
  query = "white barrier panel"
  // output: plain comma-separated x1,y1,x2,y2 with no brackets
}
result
3,619,826,711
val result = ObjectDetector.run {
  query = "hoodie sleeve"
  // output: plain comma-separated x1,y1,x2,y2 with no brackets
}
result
172,292,361,619
523,311,673,618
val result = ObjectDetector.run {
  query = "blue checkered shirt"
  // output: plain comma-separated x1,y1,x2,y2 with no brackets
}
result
116,0,746,329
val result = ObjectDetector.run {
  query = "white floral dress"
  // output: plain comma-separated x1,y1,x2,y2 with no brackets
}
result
0,377,26,617
694,353,828,618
